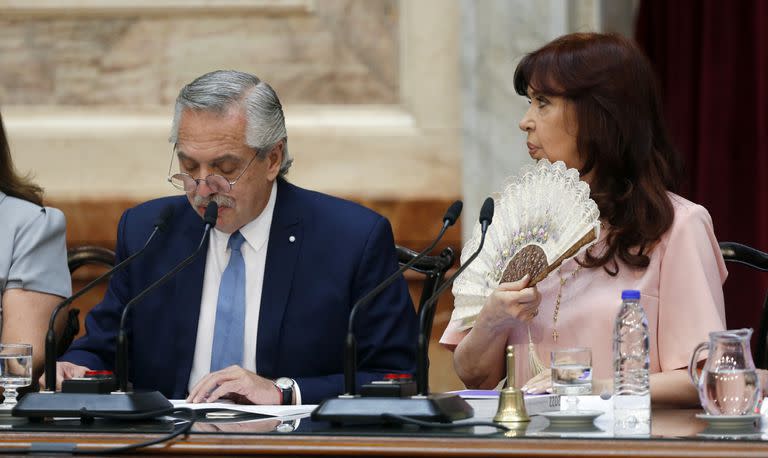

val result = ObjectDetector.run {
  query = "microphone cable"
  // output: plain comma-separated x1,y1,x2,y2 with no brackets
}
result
0,408,196,456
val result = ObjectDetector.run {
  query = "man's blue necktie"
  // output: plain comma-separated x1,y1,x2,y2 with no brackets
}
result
211,231,246,372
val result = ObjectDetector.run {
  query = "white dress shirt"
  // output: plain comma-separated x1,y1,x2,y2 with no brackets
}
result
188,181,299,400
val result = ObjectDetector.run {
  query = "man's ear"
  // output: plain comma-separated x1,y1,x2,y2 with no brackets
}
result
266,140,284,180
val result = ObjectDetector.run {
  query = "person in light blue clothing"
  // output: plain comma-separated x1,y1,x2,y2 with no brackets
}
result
0,110,71,379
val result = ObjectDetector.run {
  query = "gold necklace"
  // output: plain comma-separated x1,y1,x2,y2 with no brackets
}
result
552,263,582,342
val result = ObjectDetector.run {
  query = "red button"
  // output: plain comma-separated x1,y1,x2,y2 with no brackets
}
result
84,370,113,376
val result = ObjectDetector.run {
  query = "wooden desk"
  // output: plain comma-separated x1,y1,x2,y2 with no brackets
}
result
3,432,768,457
0,409,767,457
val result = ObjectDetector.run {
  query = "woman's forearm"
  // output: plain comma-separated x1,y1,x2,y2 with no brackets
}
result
1,289,64,378
590,370,698,407
454,330,506,388
452,280,540,389
453,318,512,389
649,369,700,407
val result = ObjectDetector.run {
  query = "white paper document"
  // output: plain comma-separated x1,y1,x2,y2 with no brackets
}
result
170,399,316,418
449,390,561,417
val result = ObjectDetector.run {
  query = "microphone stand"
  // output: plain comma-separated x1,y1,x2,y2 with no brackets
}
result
312,198,494,425
416,211,492,395
344,201,462,396
116,204,218,393
13,204,217,421
42,205,174,393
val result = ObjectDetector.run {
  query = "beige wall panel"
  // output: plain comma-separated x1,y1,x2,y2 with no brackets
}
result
0,4,397,105
1,0,458,201
6,104,457,200
0,0,313,16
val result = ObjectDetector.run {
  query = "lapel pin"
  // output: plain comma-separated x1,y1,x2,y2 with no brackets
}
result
289,235,296,243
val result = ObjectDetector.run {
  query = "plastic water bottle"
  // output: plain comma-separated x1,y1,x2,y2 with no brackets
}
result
613,289,650,435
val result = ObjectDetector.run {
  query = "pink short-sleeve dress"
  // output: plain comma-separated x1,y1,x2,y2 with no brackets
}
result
441,193,727,387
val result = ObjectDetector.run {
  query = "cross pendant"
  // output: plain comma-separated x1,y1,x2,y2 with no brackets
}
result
552,329,559,342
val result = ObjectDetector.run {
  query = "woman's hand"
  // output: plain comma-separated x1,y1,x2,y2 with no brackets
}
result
474,275,542,333
522,369,552,394
453,276,541,389
522,370,613,397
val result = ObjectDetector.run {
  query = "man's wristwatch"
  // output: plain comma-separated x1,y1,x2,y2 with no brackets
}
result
275,419,298,433
274,377,295,405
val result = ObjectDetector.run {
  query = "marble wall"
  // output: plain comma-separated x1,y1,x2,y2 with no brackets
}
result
460,0,636,240
0,1,398,106
461,0,567,241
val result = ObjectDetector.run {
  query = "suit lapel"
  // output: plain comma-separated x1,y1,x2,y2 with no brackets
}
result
171,207,210,398
257,179,302,376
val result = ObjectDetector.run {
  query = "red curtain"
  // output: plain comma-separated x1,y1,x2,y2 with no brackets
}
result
636,1,768,334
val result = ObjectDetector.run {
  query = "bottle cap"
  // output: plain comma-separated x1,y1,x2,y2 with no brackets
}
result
621,289,641,300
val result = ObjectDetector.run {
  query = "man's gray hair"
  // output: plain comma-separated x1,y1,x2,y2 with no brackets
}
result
169,70,293,176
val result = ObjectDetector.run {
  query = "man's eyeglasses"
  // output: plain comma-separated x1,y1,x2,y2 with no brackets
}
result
167,148,260,194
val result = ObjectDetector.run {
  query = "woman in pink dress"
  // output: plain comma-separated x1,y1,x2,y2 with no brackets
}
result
443,33,727,406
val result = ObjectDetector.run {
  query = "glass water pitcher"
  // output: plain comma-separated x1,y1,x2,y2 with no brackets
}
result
688,328,762,415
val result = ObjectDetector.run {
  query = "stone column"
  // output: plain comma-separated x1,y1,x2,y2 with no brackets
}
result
459,0,634,242
461,0,569,241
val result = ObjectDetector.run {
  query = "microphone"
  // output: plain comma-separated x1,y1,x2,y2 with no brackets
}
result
415,197,494,395
14,203,216,420
480,196,494,232
116,202,218,392
343,200,462,395
312,198,495,425
43,204,175,392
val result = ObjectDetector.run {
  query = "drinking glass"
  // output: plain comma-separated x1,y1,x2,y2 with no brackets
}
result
551,347,592,410
0,343,32,407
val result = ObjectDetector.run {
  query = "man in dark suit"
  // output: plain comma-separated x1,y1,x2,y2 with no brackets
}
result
51,70,417,405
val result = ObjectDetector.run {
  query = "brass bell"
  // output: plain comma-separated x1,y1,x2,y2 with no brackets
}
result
493,345,530,423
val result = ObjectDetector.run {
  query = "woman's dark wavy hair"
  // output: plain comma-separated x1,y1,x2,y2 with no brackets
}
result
0,110,44,206
513,33,682,275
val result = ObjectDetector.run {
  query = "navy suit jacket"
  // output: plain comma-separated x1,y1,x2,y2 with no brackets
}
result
61,179,417,403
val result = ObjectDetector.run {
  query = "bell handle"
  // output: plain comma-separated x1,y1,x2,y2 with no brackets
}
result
688,341,708,386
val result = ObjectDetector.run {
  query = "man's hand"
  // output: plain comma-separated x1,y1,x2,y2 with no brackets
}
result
187,365,282,405
38,361,91,391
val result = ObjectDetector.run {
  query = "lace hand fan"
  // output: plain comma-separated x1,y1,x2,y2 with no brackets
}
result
452,159,601,375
